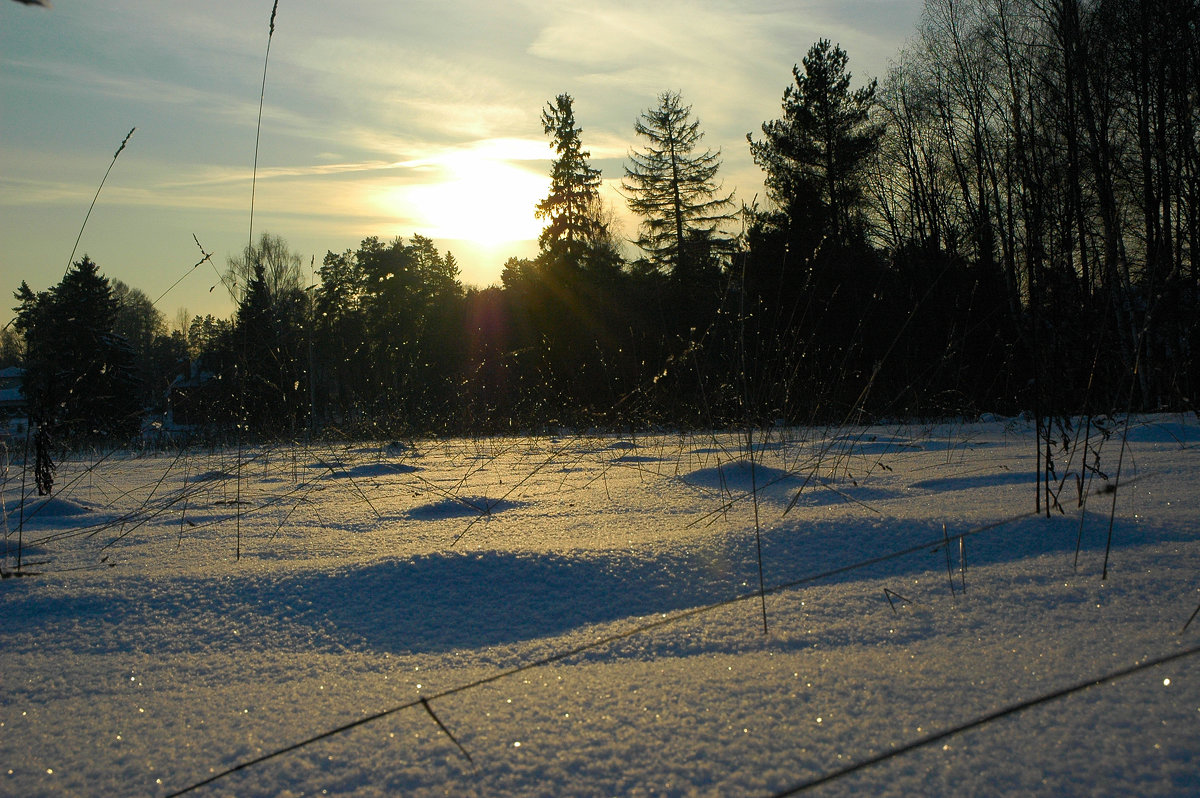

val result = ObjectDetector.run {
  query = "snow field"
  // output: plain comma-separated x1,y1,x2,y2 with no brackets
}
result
0,417,1197,796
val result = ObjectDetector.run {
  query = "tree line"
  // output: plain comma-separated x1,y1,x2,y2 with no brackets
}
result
10,0,1198,443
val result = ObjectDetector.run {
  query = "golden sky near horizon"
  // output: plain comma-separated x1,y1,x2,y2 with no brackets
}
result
0,0,923,323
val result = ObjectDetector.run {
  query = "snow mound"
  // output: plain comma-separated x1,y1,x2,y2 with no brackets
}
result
910,471,1036,492
340,462,419,479
406,496,521,520
3,495,94,520
189,469,231,482
1124,417,1200,445
298,460,418,478
305,459,346,470
612,454,661,463
680,458,902,508
680,459,798,493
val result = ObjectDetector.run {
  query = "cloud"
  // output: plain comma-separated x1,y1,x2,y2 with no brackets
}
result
0,133,559,260
526,1,756,68
0,0,924,298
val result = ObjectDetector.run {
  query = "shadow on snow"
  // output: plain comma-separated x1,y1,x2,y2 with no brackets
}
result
1,510,1186,658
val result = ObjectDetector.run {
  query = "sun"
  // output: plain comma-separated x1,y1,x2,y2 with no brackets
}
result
377,142,550,248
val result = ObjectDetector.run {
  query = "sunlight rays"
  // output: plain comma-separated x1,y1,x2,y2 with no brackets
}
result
375,142,550,247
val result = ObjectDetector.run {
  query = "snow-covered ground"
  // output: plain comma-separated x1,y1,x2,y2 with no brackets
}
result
1,416,1197,797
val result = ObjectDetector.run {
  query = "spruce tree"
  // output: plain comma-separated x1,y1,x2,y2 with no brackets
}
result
622,91,735,280
535,93,606,263
11,256,140,449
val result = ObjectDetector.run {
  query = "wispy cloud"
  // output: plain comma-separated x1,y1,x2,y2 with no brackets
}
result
526,1,765,67
0,0,923,305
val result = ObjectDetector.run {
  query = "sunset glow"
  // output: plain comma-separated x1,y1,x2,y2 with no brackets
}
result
0,0,923,313
377,145,550,248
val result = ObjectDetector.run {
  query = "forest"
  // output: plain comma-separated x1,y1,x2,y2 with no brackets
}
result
8,0,1199,442
6,5,1200,795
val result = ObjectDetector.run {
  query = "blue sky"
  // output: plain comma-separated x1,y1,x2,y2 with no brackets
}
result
0,0,923,324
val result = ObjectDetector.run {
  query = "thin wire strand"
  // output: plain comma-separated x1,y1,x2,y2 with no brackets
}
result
770,644,1200,796
166,508,1052,796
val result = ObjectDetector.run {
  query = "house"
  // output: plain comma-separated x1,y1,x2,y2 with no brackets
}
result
0,366,29,438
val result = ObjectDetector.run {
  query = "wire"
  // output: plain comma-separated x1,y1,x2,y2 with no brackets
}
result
166,508,1045,796
770,644,1200,796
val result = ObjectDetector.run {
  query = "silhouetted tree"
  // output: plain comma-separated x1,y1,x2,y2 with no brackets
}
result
12,256,140,456
314,235,462,430
740,42,891,422
187,314,232,363
312,247,368,421
111,281,164,354
536,93,607,265
623,90,736,282
224,231,306,305
224,234,311,433
111,279,180,409
0,326,22,369
749,39,885,251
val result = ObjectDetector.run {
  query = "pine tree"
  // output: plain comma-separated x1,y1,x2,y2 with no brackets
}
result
622,91,736,280
749,39,884,249
535,93,606,262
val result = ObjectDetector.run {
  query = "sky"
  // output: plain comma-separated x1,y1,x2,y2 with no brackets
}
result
0,0,924,325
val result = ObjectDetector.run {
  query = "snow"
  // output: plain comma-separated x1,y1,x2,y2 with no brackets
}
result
1,416,1197,796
